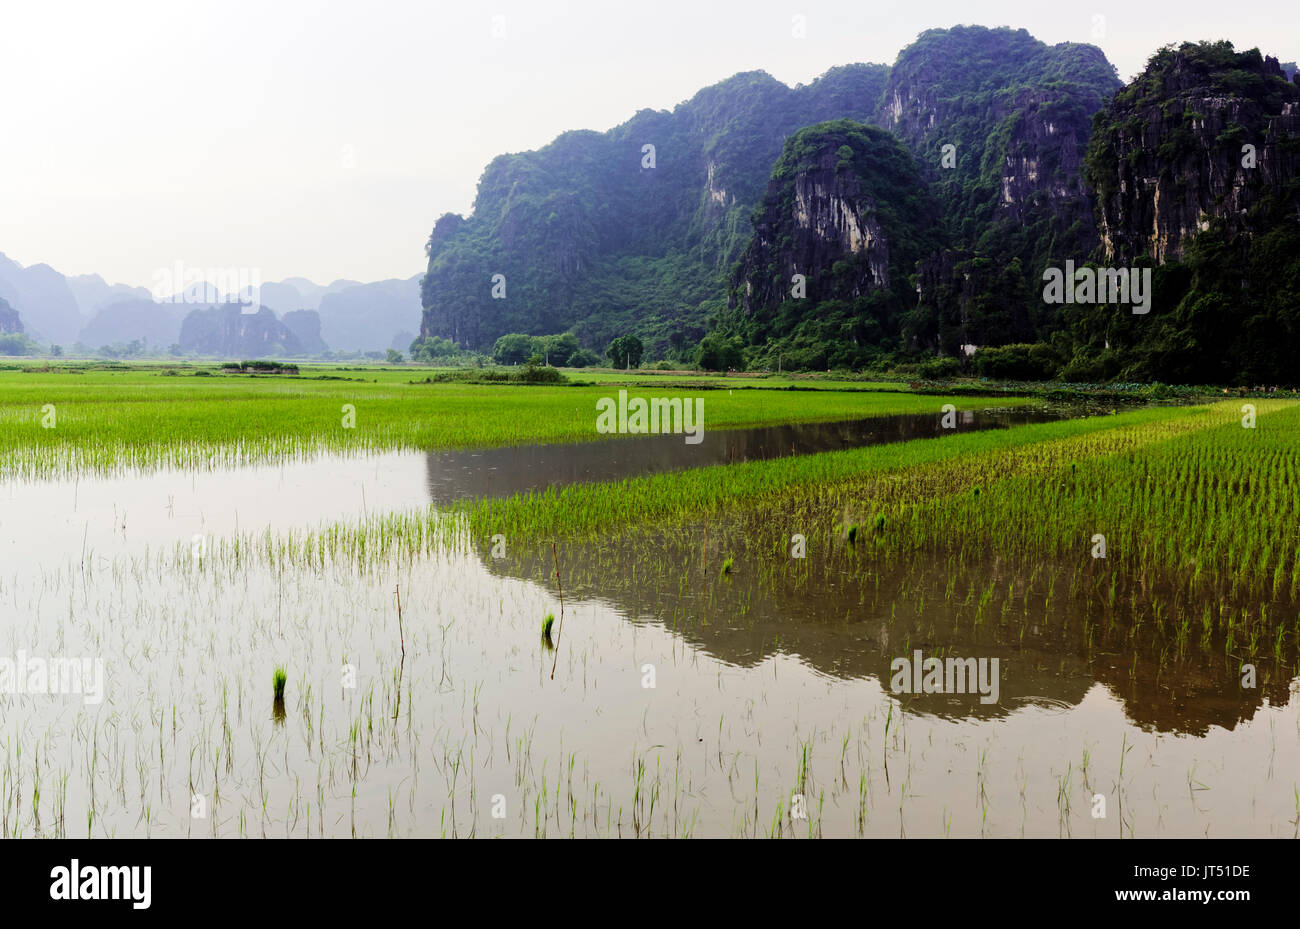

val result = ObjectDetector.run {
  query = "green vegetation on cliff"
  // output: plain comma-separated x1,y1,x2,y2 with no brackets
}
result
418,65,890,360
1069,41,1300,382
717,120,942,370
414,27,1299,387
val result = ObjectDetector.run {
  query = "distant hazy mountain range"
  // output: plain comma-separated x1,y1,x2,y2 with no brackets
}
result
0,252,420,356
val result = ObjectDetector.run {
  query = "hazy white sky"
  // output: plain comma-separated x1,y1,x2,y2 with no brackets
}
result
0,0,1292,288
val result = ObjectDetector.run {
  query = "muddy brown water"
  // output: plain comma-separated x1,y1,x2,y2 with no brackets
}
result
484,522,1298,736
0,404,1296,838
421,408,1060,504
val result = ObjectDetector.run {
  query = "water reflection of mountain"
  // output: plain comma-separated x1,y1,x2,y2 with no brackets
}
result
473,525,1296,736
421,410,1054,505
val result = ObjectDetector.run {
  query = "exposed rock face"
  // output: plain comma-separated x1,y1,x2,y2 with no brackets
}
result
793,162,889,276
1088,44,1300,264
877,27,1118,232
884,77,1103,244
995,88,1098,227
726,120,942,366
704,161,733,211
736,137,896,312
178,305,303,358
0,297,22,334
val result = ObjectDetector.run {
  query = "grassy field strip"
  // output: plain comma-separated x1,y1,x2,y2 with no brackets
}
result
532,368,913,390
460,403,1243,542
0,361,909,391
0,370,1022,478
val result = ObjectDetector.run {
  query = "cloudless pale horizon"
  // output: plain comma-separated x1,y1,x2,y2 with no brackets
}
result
1,0,1294,290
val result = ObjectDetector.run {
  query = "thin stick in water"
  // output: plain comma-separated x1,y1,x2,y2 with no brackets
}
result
550,541,565,680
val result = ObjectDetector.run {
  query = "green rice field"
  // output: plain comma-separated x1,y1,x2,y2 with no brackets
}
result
0,362,1296,838
0,364,1010,478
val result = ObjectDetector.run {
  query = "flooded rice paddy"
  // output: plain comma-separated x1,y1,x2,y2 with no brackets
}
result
1,409,1050,571
1,405,1297,837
